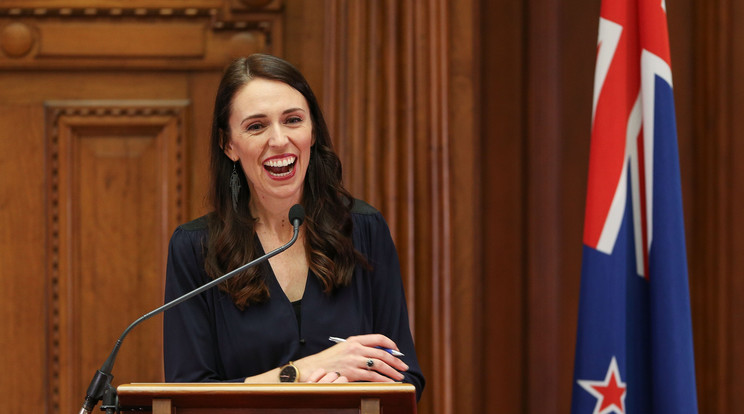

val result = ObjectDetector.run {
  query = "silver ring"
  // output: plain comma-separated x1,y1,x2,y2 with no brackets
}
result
366,358,374,368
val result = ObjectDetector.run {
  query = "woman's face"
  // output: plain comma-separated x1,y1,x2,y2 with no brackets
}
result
224,78,313,208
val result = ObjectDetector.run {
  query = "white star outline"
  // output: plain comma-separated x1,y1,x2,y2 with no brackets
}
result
577,356,627,414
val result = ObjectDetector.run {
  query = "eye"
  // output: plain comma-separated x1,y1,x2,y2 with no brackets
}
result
285,116,303,125
245,122,265,132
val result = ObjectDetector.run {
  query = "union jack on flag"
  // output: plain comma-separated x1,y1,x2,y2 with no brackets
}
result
571,0,698,413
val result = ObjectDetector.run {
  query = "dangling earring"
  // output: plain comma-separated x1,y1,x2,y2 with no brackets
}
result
230,162,241,212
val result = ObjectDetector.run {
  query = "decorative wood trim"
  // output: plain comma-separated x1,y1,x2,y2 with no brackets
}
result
0,0,281,68
45,100,188,414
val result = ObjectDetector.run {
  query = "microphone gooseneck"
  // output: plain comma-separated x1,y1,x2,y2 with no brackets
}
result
79,204,305,413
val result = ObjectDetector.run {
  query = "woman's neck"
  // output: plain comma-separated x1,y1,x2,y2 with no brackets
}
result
249,196,302,241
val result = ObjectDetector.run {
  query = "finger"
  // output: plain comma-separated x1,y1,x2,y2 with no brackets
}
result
361,357,405,381
333,375,349,383
357,367,397,383
317,371,338,383
305,368,327,383
341,339,408,373
347,334,400,352
367,348,409,373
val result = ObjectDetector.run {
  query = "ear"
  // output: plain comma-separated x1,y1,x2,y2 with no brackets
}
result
223,141,237,162
220,129,238,161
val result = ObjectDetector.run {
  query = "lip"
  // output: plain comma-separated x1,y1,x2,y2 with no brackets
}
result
262,154,298,181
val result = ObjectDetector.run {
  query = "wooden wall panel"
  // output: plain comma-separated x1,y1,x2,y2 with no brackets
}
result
730,0,744,405
45,102,188,413
0,105,48,412
691,0,744,412
556,0,599,412
690,0,725,412
0,4,279,70
0,2,278,413
479,0,527,411
524,0,563,410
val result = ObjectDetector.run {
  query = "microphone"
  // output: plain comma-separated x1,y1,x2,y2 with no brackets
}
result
288,203,305,226
79,204,306,414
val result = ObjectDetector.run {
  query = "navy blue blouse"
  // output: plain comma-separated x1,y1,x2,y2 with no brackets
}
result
163,200,425,400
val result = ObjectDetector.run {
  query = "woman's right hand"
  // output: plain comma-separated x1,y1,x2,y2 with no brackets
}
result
305,368,349,383
295,334,409,383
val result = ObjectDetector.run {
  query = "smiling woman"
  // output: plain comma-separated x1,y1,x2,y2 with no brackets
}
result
223,77,313,201
162,54,425,401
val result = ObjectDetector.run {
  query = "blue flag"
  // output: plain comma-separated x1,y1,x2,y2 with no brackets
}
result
571,0,698,412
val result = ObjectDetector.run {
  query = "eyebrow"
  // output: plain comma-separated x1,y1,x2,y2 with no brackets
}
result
240,107,307,125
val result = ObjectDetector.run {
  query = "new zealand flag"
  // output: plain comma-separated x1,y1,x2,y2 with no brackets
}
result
571,0,698,412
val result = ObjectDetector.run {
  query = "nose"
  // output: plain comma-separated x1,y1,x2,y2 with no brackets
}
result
268,123,289,147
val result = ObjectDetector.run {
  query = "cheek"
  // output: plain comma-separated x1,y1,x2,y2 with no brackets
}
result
235,140,262,158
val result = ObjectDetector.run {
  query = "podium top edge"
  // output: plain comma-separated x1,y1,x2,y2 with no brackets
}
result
118,382,416,394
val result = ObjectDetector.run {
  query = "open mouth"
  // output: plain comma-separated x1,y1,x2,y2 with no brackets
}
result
263,155,297,177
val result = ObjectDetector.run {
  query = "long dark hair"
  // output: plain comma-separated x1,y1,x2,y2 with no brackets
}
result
205,54,360,309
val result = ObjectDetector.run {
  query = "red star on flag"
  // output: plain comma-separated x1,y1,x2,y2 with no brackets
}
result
577,356,627,414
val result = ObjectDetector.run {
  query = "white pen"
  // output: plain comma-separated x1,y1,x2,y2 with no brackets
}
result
328,336,405,357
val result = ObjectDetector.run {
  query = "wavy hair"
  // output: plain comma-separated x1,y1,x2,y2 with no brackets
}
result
205,54,362,309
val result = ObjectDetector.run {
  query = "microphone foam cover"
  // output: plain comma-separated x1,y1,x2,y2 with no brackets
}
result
288,204,305,225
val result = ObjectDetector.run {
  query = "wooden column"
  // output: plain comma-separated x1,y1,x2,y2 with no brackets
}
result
691,0,743,411
524,0,562,411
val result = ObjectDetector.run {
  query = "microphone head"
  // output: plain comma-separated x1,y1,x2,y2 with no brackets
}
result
288,204,305,226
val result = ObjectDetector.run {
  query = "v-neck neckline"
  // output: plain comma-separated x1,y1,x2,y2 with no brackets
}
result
255,235,311,304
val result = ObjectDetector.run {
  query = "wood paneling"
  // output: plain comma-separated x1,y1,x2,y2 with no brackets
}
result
37,22,206,57
479,0,527,409
0,4,278,69
45,101,188,413
0,105,48,412
524,0,562,410
0,2,279,413
691,0,744,412
731,0,744,407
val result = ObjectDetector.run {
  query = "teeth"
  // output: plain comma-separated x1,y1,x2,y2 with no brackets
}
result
264,156,296,168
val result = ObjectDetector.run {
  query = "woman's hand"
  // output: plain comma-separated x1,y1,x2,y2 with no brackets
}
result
296,334,409,383
304,368,349,383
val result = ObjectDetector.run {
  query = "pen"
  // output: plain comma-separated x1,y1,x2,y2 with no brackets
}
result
328,336,405,357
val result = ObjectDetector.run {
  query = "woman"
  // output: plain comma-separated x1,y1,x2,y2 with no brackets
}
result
163,54,424,400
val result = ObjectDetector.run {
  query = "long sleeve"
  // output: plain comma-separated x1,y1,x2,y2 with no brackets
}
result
352,208,426,400
163,222,236,382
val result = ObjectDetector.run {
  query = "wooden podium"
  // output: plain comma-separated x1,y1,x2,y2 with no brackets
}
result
116,382,417,413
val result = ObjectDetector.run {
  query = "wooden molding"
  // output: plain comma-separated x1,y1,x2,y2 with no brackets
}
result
0,0,281,69
45,100,189,414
